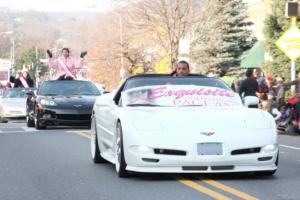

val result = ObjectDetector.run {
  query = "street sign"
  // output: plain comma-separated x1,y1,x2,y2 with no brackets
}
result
275,26,300,61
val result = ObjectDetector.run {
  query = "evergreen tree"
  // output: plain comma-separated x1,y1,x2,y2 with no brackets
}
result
192,0,255,72
263,0,296,81
15,47,48,80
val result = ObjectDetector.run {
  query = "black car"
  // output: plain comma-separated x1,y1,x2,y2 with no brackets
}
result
26,80,101,129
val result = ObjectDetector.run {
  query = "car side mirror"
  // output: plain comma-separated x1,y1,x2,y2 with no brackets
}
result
26,91,35,96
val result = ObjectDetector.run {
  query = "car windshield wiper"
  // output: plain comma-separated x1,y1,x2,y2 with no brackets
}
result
78,93,95,95
42,94,58,96
126,103,161,107
179,104,203,107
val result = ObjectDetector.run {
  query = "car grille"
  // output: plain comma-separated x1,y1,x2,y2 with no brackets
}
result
56,114,91,121
211,165,234,170
154,148,187,156
182,166,234,171
231,147,261,155
182,166,208,171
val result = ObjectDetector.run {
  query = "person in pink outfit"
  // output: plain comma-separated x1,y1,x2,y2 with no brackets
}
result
47,48,87,80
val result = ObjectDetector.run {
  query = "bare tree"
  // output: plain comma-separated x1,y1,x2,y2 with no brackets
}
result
124,0,198,69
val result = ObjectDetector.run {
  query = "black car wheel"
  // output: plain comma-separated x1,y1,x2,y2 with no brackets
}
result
0,117,8,123
26,115,35,127
35,113,46,130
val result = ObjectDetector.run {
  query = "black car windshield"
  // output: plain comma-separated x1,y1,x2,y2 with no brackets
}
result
3,88,35,98
123,76,230,91
39,81,101,96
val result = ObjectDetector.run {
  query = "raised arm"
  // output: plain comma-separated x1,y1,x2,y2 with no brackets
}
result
76,51,87,69
283,79,298,87
47,49,58,70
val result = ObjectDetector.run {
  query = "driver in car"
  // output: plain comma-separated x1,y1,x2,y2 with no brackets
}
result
170,60,190,77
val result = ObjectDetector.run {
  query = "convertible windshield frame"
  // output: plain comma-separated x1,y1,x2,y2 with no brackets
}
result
121,84,241,108
123,76,230,91
38,80,101,96
2,88,35,98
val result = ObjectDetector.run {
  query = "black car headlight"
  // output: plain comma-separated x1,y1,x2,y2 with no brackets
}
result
40,99,57,106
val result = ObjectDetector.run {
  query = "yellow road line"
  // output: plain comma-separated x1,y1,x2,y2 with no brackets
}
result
201,178,259,200
178,178,232,200
76,132,91,139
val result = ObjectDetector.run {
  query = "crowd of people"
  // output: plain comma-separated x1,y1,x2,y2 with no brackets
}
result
170,61,300,133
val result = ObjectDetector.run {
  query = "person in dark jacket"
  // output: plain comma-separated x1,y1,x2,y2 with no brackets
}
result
239,69,259,98
12,70,34,88
239,69,259,108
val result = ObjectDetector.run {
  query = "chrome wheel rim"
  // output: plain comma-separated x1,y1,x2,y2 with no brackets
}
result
90,117,96,158
115,126,121,172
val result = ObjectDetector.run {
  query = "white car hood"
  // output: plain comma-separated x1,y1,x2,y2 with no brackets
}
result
0,98,26,108
128,107,273,136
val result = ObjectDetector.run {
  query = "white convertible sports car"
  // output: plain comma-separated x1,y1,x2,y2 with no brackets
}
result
91,74,278,177
0,88,35,122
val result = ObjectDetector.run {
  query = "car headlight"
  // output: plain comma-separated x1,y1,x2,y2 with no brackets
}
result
129,145,153,154
263,144,278,153
40,99,57,106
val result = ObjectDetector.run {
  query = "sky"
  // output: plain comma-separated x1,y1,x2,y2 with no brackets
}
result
0,0,114,12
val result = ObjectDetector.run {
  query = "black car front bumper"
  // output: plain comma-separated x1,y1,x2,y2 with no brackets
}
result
36,107,92,126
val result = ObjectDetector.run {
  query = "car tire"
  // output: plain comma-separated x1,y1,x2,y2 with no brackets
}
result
35,113,46,130
115,122,129,178
91,116,106,163
255,152,279,176
26,115,35,127
0,117,8,123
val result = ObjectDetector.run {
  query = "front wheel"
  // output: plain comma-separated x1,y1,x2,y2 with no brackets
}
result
35,113,46,130
0,117,8,123
91,116,106,163
115,122,129,178
26,115,35,127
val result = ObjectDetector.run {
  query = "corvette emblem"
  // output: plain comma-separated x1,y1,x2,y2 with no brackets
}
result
73,105,82,108
200,131,215,136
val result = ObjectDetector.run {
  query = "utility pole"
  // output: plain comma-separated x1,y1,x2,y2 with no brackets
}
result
10,38,15,73
119,14,125,80
291,17,297,94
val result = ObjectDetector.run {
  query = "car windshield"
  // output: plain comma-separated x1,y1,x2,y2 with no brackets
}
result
2,88,35,98
123,76,230,90
39,81,101,96
122,85,242,107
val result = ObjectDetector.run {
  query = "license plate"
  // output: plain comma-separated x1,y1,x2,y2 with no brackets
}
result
197,143,223,155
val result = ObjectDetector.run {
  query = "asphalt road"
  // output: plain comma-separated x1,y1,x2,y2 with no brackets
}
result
0,121,300,200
